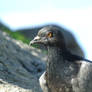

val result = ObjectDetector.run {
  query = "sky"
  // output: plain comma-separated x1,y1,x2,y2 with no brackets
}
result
0,0,92,59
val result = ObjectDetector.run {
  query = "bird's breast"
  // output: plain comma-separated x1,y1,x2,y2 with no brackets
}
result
46,60,80,92
46,47,81,92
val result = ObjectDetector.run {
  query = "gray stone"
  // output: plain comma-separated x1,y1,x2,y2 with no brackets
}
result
0,30,46,92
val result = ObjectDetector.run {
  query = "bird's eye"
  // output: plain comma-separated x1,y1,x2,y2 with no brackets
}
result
47,32,53,38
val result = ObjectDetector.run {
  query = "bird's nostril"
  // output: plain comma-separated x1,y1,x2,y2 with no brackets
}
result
34,36,40,41
29,36,41,46
34,39,38,41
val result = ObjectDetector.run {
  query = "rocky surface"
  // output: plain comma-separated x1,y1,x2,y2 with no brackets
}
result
0,30,46,92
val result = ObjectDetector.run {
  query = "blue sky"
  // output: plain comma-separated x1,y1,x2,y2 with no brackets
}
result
0,0,92,59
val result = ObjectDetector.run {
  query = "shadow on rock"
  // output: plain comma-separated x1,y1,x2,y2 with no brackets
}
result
0,30,46,92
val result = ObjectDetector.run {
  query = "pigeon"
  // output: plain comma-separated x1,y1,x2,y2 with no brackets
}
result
30,26,92,92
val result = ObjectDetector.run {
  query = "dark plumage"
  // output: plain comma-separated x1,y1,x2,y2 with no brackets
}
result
30,26,92,92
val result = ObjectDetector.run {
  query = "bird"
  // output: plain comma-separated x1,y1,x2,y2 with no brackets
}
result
30,26,92,92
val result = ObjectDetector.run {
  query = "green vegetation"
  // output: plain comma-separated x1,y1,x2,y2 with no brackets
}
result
0,22,47,54
9,31,30,44
0,22,41,48
0,22,30,44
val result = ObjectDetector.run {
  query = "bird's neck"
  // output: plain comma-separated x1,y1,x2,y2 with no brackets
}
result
47,46,64,61
47,46,65,75
46,46,80,88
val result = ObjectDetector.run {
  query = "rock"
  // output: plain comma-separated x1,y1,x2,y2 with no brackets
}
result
0,30,46,92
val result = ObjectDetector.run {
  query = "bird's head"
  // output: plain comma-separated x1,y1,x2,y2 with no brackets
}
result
30,26,66,47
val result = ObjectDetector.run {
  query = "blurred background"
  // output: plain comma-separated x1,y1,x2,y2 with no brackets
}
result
0,0,92,59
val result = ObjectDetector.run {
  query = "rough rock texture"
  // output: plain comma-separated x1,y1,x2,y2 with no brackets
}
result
0,30,46,92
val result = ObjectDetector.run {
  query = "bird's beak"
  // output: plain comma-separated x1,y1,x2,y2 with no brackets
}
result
29,36,41,46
